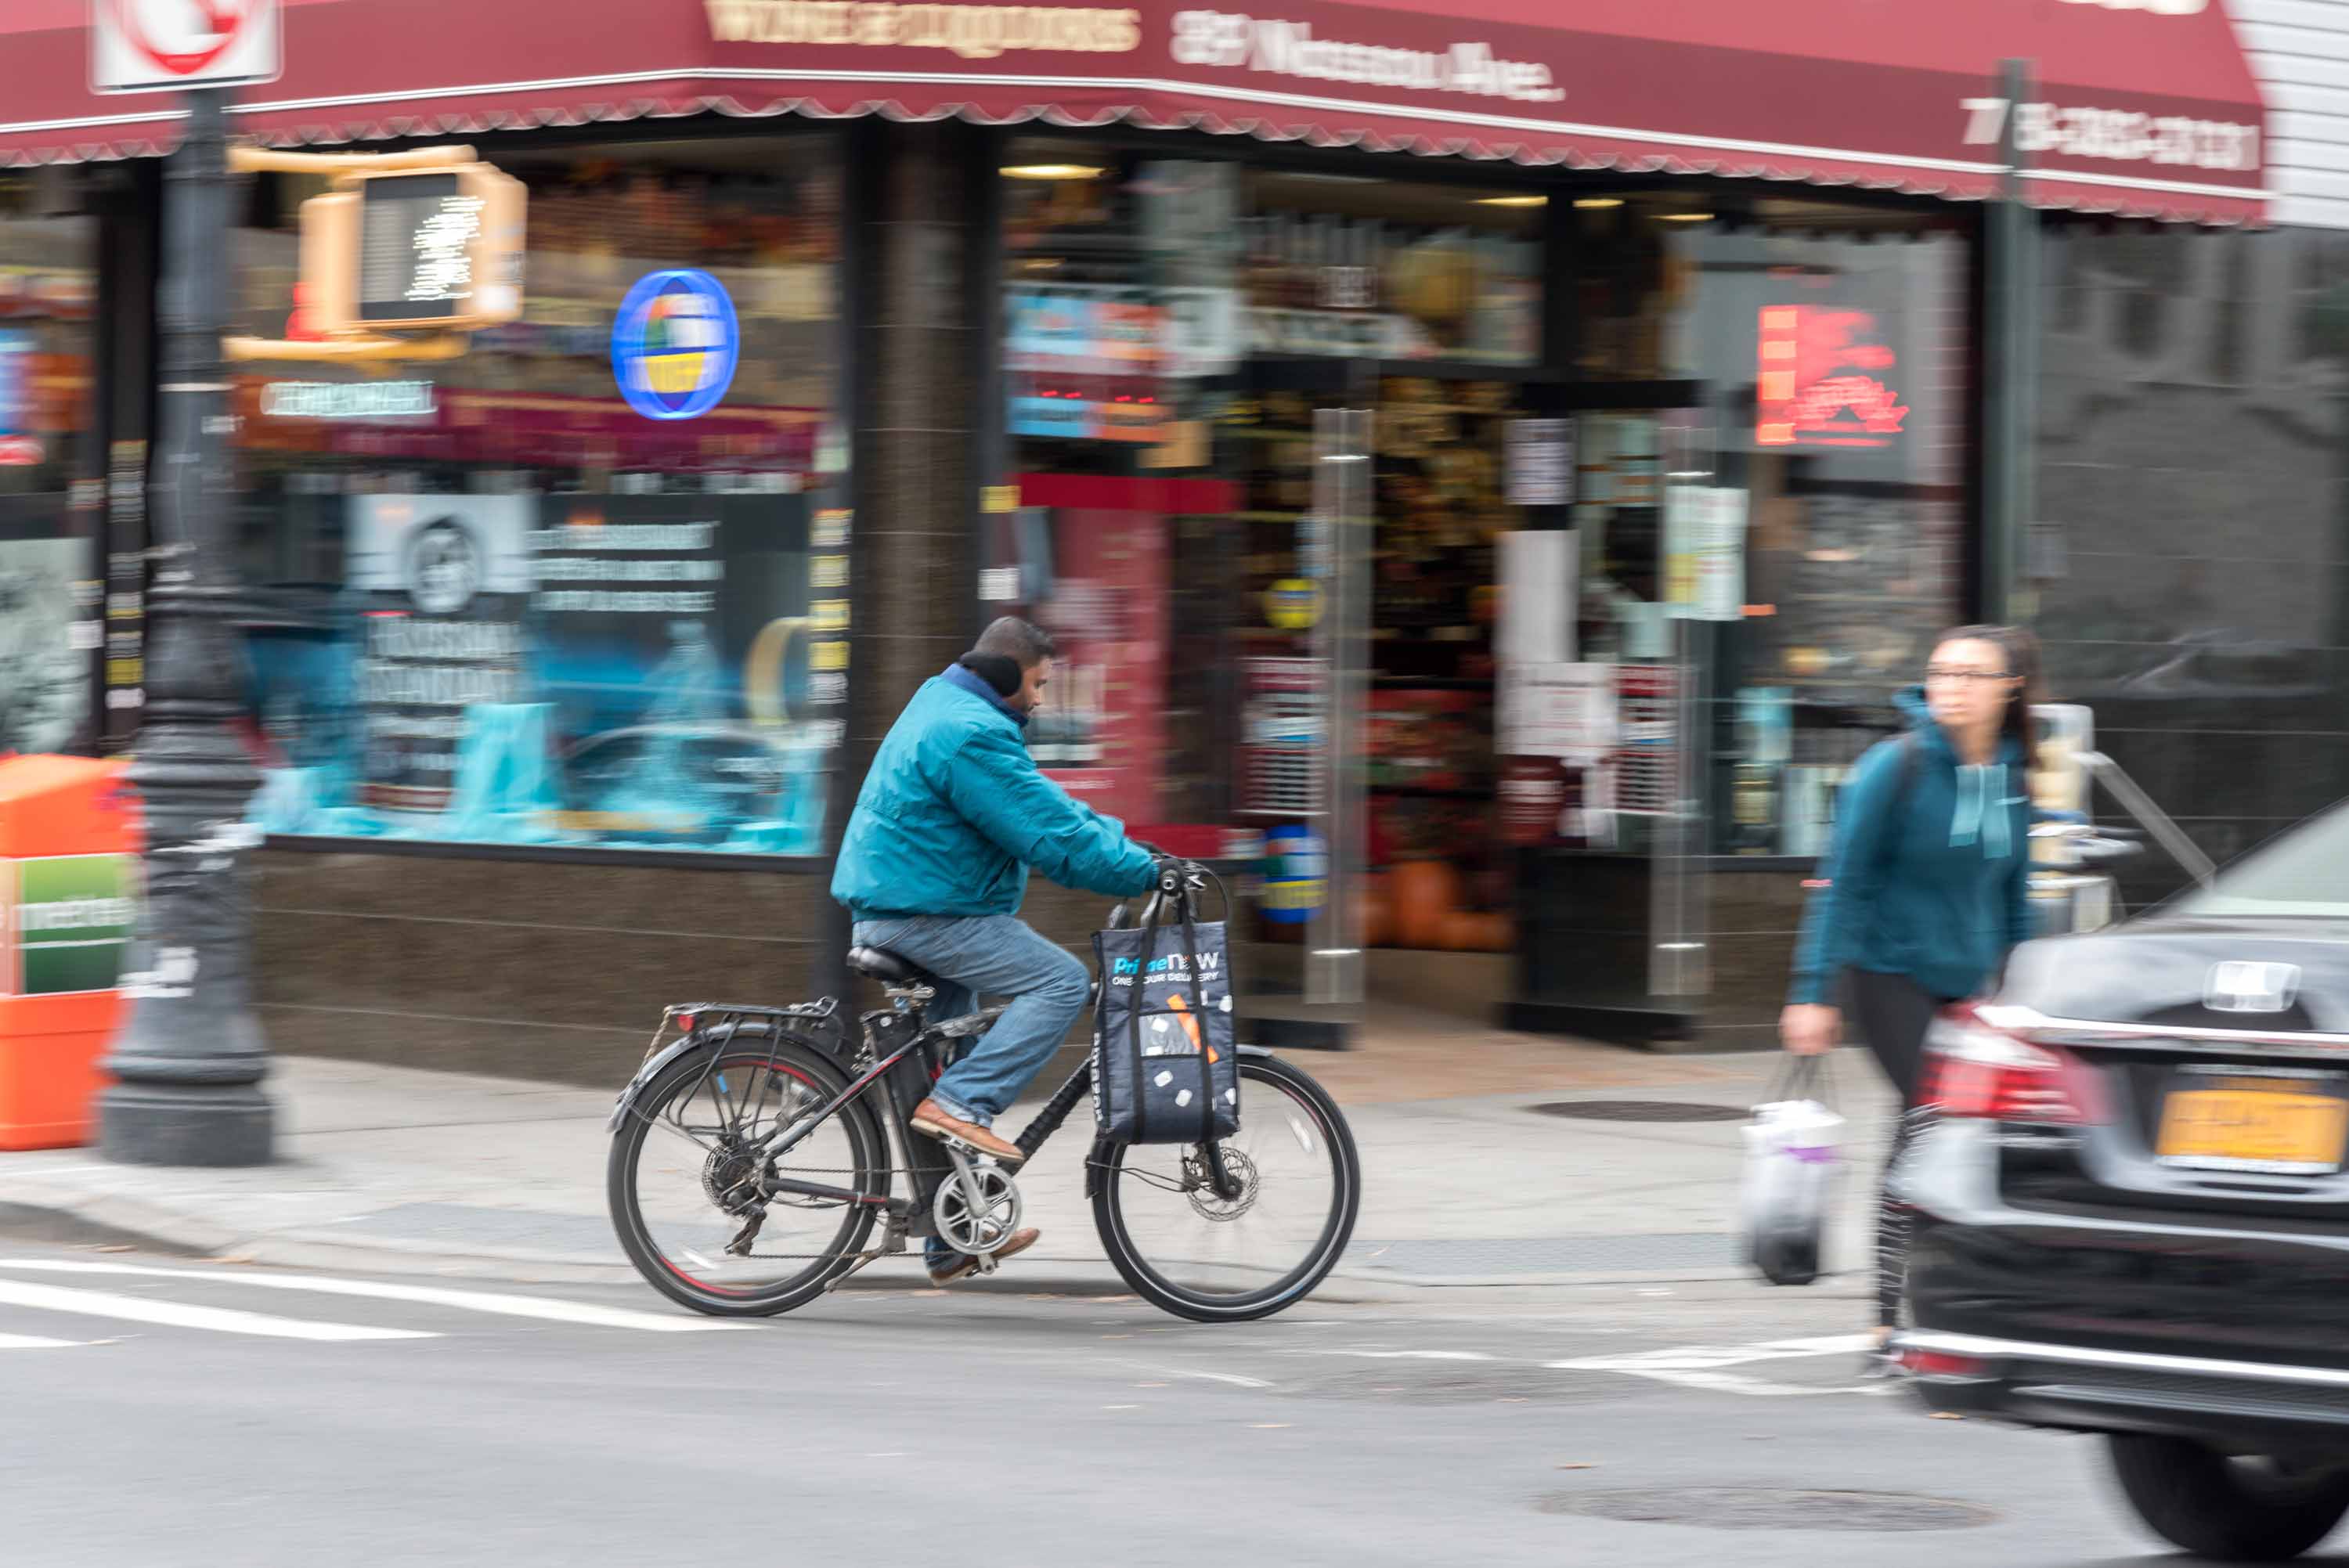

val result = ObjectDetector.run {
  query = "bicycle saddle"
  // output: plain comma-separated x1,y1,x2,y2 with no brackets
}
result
846,946,936,985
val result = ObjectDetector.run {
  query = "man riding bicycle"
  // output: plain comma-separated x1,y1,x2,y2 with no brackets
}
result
831,615,1158,1283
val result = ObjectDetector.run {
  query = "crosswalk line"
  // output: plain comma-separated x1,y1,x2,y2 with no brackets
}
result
0,1260,749,1333
0,1279,435,1342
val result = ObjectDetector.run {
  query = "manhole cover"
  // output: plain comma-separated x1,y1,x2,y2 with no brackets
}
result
1284,1366,1636,1405
1541,1487,1996,1533
1529,1101,1748,1123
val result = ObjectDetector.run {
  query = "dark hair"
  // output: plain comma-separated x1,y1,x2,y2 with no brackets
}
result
974,615,1057,669
1934,623,2046,746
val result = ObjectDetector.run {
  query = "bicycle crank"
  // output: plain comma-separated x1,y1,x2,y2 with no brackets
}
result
933,1145,1025,1257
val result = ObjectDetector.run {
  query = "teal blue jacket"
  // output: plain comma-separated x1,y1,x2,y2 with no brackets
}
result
831,665,1157,919
1789,686,2034,1006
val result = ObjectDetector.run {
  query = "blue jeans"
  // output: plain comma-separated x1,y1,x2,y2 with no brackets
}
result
850,914,1091,1270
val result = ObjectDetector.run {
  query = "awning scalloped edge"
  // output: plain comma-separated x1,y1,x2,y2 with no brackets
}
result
0,91,2255,226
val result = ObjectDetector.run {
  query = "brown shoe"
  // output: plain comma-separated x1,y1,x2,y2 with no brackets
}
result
928,1227,1041,1285
909,1099,1026,1166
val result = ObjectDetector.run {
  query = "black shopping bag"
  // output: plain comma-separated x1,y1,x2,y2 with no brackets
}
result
1092,905,1239,1144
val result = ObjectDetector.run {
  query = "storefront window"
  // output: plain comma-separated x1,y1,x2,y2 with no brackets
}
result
993,148,1972,974
0,171,98,757
1576,195,1972,856
226,135,847,855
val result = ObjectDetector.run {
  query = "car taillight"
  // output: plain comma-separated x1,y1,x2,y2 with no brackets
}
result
1921,1007,2106,1125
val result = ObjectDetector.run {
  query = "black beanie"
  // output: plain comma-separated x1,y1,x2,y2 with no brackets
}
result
958,652,1022,698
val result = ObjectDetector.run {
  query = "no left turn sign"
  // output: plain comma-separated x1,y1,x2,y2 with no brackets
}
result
92,0,283,95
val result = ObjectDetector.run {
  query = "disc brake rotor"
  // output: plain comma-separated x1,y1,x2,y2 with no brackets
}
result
1186,1146,1259,1222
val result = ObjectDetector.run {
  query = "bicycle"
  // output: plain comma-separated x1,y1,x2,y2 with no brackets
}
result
604,857,1362,1323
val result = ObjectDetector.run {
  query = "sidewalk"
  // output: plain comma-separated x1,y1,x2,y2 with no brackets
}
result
0,1011,1895,1297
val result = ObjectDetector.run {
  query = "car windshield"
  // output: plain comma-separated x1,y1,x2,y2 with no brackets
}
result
2172,799,2349,919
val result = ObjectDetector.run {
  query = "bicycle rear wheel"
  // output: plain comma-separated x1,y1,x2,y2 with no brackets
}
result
608,1033,885,1317
1091,1053,1360,1322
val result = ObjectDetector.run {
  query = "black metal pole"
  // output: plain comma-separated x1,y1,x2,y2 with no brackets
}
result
1983,57,2040,625
98,87,274,1167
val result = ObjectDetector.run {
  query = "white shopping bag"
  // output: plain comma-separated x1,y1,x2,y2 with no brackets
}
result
1741,1058,1845,1287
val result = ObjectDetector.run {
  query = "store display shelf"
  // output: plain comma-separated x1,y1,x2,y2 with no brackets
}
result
1373,675,1496,690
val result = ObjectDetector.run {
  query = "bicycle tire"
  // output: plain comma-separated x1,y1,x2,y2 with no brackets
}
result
608,1030,886,1317
1090,1053,1361,1323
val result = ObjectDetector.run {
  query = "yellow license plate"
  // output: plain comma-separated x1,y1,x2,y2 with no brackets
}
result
2157,1084,2349,1174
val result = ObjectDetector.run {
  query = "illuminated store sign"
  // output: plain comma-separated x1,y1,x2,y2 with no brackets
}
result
612,269,740,422
259,380,438,420
1755,306,1910,450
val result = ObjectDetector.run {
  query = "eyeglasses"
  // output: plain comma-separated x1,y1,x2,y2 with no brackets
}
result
1924,667,2015,687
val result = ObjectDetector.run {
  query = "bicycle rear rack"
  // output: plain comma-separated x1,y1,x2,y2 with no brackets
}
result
640,997,845,1068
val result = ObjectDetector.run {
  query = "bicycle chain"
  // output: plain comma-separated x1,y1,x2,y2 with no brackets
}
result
669,1162,1183,1263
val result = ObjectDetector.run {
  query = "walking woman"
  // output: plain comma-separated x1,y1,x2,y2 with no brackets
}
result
1781,624,2043,1365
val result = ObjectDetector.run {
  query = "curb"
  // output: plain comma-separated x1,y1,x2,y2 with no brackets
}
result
0,1190,1836,1300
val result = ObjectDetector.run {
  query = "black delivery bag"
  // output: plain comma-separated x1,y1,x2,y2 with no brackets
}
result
1092,902,1239,1144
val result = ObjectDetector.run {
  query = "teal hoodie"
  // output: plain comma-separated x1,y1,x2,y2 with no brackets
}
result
1788,686,2034,1006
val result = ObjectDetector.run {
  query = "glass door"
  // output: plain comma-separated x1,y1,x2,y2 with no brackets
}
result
1500,394,1715,1040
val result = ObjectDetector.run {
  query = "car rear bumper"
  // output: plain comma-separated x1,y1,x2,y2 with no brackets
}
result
1893,1330,2349,1449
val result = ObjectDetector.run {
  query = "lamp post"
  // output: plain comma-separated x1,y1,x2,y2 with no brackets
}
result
97,87,276,1167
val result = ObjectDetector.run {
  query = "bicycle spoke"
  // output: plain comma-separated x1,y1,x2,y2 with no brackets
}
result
1099,1063,1353,1312
622,1051,880,1306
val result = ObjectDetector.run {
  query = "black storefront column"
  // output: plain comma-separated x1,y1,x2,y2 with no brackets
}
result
832,119,992,971
99,89,274,1166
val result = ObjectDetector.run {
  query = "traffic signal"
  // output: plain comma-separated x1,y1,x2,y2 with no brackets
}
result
298,163,525,337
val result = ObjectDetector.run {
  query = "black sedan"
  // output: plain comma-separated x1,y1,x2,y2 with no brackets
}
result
1893,800,2349,1561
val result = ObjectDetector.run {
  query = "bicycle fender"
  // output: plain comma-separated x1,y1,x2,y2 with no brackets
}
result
1083,1043,1279,1196
608,1036,714,1133
605,1022,800,1134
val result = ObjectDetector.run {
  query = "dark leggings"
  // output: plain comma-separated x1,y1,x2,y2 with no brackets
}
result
1846,969,1947,1330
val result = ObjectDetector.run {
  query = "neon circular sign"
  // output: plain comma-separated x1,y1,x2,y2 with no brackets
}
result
612,269,740,421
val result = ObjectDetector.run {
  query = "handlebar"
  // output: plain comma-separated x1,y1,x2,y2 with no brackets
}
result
1108,844,1223,931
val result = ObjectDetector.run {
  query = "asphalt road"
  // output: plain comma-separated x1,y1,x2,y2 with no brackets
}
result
0,1238,2235,1568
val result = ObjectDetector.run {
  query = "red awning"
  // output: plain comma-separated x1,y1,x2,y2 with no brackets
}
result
2,0,2268,224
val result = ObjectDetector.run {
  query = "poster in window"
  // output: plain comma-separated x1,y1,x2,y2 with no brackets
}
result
990,499,1167,826
529,493,831,851
342,495,534,815
0,537,90,755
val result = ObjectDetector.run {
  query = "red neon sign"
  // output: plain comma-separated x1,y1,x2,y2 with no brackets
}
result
1756,306,1910,449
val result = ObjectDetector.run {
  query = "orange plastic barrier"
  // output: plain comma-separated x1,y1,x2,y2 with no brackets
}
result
0,755,140,1150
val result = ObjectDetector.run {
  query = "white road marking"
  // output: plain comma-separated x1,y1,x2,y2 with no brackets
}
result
1547,1333,1894,1399
1305,1349,1496,1362
0,1331,90,1350
1169,1368,1274,1388
0,1260,750,1334
0,1279,435,1342
1120,1362,1272,1389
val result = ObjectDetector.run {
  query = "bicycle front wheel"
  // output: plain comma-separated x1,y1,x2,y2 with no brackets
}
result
608,1033,885,1317
1091,1053,1360,1322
